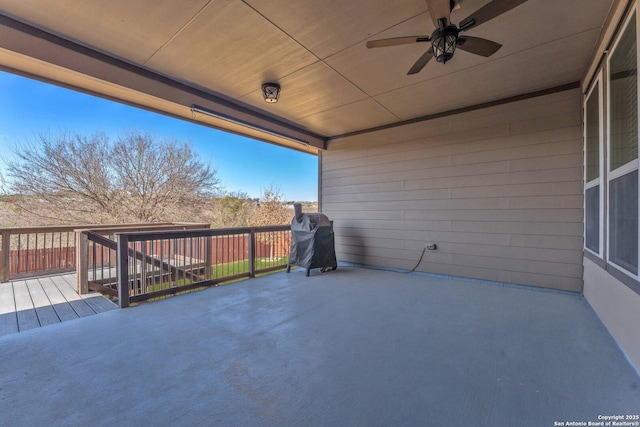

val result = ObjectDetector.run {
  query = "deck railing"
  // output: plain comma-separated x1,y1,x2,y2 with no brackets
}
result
0,225,77,282
76,223,210,297
0,223,207,283
114,225,291,308
1,223,293,308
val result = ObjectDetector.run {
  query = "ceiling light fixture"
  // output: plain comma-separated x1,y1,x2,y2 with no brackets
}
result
431,19,458,64
190,104,308,146
261,82,281,103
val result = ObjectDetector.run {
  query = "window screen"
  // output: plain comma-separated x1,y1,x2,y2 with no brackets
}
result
585,83,600,182
609,170,638,274
585,84,600,182
585,186,600,253
609,14,638,171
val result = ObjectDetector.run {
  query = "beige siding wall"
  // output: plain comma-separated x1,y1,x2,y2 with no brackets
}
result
322,89,583,292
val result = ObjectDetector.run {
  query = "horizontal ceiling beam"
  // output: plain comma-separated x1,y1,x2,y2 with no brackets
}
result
0,14,326,152
326,81,581,144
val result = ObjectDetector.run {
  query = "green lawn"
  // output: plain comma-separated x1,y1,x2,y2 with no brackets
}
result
142,256,291,300
213,256,289,278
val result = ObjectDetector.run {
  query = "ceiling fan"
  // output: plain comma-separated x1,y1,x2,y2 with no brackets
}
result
366,0,528,75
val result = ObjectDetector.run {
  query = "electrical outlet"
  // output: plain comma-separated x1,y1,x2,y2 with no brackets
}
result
425,243,437,250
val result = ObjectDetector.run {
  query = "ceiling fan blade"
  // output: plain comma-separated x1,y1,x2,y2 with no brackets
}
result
426,0,452,28
407,49,434,75
459,0,528,31
366,36,430,48
457,36,502,57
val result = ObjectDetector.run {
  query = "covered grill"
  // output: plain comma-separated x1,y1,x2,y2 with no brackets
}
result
286,204,337,276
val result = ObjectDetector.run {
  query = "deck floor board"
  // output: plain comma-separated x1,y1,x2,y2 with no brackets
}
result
25,279,60,327
39,277,81,322
0,284,18,335
12,280,40,332
56,275,113,315
0,274,117,336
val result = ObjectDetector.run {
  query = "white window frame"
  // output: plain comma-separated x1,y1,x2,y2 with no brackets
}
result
584,70,604,257
606,6,640,278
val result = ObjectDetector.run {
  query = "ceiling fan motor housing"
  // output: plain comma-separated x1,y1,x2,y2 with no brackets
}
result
431,25,459,63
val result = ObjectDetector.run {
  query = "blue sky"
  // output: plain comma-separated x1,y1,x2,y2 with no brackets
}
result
0,71,318,201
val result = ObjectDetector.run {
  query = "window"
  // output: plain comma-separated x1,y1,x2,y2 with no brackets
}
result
609,170,638,273
584,76,603,255
607,10,639,276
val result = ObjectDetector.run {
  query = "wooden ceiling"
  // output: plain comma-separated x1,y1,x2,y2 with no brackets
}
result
0,0,615,151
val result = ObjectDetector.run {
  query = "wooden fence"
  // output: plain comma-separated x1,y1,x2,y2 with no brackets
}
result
8,246,76,275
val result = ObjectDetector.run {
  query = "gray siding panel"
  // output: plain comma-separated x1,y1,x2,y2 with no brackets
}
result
322,89,584,292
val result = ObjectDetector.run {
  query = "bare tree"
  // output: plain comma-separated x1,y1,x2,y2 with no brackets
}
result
250,184,292,261
250,184,291,227
3,131,220,224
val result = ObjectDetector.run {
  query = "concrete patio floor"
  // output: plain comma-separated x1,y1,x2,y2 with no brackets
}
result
1,266,638,426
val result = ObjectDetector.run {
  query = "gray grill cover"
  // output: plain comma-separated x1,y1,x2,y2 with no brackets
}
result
288,204,336,273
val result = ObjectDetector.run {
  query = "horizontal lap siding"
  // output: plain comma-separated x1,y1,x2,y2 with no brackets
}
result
322,89,583,292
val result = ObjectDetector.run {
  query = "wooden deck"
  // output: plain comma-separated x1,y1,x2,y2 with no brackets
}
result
0,273,117,337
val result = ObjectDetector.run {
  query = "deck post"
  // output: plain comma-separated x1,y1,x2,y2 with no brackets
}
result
248,228,256,278
1,229,10,283
116,233,130,308
76,230,89,294
204,224,212,280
